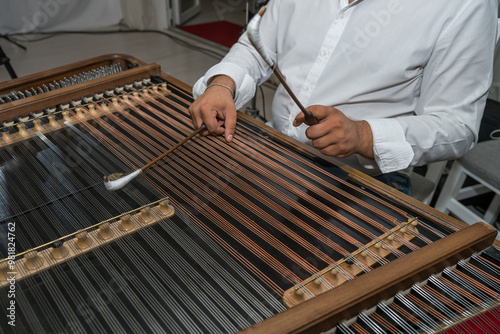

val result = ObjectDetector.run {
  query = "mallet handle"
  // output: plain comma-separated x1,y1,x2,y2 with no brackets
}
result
272,68,319,125
141,124,206,171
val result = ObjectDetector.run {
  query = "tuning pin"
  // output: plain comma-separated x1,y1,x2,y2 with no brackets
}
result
29,111,44,119
81,96,92,105
1,130,12,142
47,115,58,128
50,240,69,260
344,256,355,266
140,207,154,224
158,199,174,217
62,111,71,123
16,124,28,137
75,108,84,118
0,261,10,282
0,97,4,104
119,214,134,232
97,222,113,240
14,116,28,123
75,231,93,250
88,104,99,114
33,119,44,132
24,251,44,270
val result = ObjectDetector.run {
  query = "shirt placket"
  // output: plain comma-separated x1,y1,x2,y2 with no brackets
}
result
287,1,359,137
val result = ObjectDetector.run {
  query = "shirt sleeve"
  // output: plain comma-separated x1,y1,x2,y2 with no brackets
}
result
193,0,282,109
369,0,497,174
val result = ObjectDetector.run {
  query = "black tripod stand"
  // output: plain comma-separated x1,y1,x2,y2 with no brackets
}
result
0,44,17,79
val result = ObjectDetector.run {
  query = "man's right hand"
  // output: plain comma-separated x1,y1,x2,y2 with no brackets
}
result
189,75,237,142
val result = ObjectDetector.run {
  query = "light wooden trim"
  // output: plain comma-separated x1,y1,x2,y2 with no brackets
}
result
0,63,161,122
241,223,498,334
0,54,146,96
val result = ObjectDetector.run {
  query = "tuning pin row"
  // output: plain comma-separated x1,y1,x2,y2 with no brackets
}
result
0,199,174,287
0,64,125,105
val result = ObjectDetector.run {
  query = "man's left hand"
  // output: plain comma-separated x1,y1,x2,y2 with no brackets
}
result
293,105,374,159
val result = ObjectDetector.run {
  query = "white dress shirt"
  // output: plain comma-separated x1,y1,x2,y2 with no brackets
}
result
193,0,498,174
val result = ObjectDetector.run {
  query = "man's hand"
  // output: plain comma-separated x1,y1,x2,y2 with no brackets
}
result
189,75,237,142
293,105,374,159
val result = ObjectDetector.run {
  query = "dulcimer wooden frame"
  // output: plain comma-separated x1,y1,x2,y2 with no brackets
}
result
0,54,498,334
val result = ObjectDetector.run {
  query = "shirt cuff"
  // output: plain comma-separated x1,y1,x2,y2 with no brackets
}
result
365,118,415,173
192,63,256,110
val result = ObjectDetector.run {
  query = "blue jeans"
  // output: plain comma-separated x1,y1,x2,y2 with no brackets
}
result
374,172,412,196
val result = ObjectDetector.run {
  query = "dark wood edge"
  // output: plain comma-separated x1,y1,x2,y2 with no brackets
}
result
161,73,194,95
0,54,147,95
0,63,161,122
240,222,498,334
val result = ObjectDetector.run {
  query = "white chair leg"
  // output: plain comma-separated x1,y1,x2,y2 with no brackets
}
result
421,161,447,205
434,162,467,214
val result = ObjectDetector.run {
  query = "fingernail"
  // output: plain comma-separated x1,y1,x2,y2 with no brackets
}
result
227,134,233,142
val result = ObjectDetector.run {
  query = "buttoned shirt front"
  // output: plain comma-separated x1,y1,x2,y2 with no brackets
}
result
193,0,497,174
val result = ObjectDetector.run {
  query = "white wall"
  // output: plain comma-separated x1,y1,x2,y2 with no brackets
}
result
120,0,169,31
0,0,123,34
